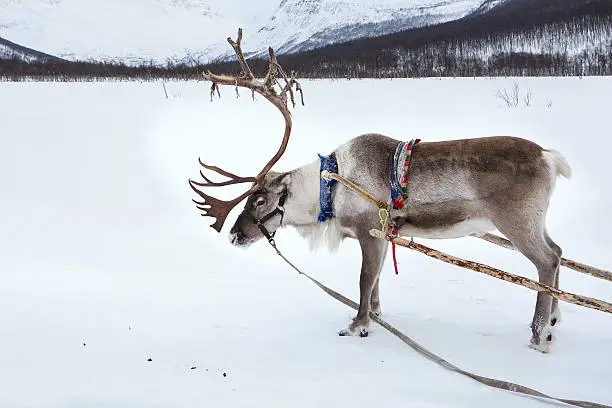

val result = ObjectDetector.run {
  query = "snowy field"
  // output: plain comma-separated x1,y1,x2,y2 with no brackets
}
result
1,77,611,408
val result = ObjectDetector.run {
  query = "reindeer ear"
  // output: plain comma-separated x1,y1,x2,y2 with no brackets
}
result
278,172,291,185
270,172,291,190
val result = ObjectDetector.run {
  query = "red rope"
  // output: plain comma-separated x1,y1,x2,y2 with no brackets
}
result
392,242,399,275
390,226,399,275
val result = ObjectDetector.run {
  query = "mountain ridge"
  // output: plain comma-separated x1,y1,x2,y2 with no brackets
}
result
0,0,493,64
0,35,64,62
240,0,485,58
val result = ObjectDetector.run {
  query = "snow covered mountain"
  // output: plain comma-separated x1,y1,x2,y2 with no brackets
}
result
0,35,63,62
0,0,494,64
0,0,241,64
467,0,509,15
243,0,486,57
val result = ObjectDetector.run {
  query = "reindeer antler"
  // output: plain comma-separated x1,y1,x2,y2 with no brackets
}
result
188,28,304,233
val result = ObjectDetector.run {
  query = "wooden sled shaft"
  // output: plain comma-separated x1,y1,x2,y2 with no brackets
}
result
475,233,612,283
370,230,612,315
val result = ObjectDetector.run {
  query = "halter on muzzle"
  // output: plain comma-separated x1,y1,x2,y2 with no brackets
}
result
244,187,288,244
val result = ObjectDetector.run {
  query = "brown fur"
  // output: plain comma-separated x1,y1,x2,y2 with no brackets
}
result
229,133,570,352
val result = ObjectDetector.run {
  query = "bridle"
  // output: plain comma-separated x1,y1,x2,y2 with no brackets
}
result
244,186,288,245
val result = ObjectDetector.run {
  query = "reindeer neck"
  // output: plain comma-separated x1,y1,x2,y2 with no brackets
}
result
282,159,324,227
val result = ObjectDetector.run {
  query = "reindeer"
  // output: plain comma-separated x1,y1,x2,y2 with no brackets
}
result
189,30,571,353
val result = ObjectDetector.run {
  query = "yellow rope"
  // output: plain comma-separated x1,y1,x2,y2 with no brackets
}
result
378,208,390,232
321,170,388,209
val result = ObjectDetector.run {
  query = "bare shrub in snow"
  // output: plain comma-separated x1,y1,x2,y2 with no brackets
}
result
496,81,520,107
523,90,532,107
546,98,553,108
496,81,534,108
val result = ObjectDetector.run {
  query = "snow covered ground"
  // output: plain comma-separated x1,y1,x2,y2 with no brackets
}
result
1,77,611,408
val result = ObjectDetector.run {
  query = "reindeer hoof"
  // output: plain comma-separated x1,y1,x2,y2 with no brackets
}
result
529,325,554,353
529,341,551,353
338,325,369,338
550,306,562,327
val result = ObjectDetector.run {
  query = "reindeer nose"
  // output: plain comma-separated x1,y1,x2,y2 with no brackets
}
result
229,229,244,245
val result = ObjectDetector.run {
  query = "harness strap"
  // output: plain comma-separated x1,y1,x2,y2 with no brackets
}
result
321,170,388,209
246,187,288,245
318,153,339,223
390,139,420,210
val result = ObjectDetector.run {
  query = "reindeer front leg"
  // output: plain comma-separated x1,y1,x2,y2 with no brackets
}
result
339,235,388,337
370,276,382,316
370,241,389,316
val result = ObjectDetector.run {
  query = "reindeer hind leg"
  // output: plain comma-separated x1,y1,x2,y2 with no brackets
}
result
545,229,563,327
491,211,560,353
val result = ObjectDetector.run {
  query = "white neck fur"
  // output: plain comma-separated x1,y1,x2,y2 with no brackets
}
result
281,159,345,252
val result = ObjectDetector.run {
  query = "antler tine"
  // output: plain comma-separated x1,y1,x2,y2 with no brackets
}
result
293,72,305,106
226,28,254,79
188,179,259,232
190,157,257,187
252,47,304,180
189,172,257,188
208,82,220,101
263,47,279,91
277,68,304,108
191,28,305,232
198,157,250,180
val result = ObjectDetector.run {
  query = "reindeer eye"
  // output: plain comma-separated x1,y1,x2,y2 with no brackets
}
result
255,197,266,207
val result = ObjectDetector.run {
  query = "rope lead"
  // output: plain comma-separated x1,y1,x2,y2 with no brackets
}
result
266,238,611,408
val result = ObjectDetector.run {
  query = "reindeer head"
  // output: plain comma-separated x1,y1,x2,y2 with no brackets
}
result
228,172,292,247
188,28,303,244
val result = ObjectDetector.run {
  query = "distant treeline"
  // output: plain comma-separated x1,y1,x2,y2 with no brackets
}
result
277,14,612,78
0,57,203,81
1,13,611,81
266,0,612,78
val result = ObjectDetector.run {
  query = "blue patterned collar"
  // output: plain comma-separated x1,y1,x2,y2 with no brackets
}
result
317,152,338,223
